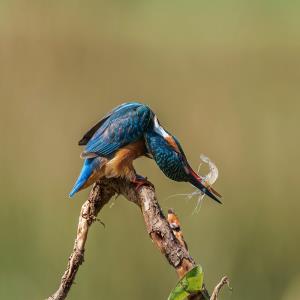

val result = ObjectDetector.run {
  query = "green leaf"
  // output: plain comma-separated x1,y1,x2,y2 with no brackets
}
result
167,265,204,300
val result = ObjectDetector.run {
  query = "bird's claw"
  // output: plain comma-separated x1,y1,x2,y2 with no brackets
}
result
132,175,154,190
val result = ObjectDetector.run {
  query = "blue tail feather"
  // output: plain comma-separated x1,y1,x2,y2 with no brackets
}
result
69,157,101,198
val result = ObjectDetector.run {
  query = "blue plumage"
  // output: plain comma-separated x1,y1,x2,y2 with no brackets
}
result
144,117,222,203
82,103,152,157
69,157,104,197
70,101,221,203
145,130,187,182
70,102,153,197
78,102,145,146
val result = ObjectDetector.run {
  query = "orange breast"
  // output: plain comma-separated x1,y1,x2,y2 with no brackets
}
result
104,139,146,179
119,139,147,159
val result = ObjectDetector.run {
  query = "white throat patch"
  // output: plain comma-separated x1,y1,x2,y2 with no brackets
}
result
153,115,169,138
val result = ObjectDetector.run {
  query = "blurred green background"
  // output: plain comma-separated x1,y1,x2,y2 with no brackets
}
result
0,1,299,299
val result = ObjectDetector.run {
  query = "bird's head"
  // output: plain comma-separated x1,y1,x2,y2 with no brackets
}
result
150,115,222,204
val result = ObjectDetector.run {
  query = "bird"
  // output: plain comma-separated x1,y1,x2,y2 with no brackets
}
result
144,115,222,203
70,101,221,203
69,102,154,197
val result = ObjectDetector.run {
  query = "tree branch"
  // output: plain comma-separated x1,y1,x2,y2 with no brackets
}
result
47,180,116,300
210,277,230,300
47,178,227,300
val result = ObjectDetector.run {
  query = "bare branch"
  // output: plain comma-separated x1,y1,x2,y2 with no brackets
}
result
210,276,230,300
47,181,116,300
47,178,225,300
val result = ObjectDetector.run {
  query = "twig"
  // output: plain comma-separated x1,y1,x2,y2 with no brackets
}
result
167,208,210,300
113,179,198,280
46,180,116,300
47,178,226,300
210,276,230,300
165,209,230,300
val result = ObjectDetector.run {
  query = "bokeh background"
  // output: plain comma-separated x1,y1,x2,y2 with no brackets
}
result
1,1,299,299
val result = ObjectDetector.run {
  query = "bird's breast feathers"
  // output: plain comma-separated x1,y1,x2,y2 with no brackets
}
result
104,139,146,179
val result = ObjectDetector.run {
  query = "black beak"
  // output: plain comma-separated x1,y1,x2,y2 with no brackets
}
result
189,175,222,204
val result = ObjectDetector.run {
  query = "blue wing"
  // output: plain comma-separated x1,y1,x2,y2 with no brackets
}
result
81,102,153,158
79,102,143,146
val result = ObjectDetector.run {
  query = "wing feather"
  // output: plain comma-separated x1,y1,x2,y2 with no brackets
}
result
78,102,143,146
81,103,152,158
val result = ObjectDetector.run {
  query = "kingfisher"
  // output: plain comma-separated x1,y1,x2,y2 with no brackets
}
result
144,115,222,203
69,102,153,197
70,102,221,203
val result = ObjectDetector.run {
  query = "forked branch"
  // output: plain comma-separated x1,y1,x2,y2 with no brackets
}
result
47,178,227,300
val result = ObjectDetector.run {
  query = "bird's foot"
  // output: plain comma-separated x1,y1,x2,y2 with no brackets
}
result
131,175,154,191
